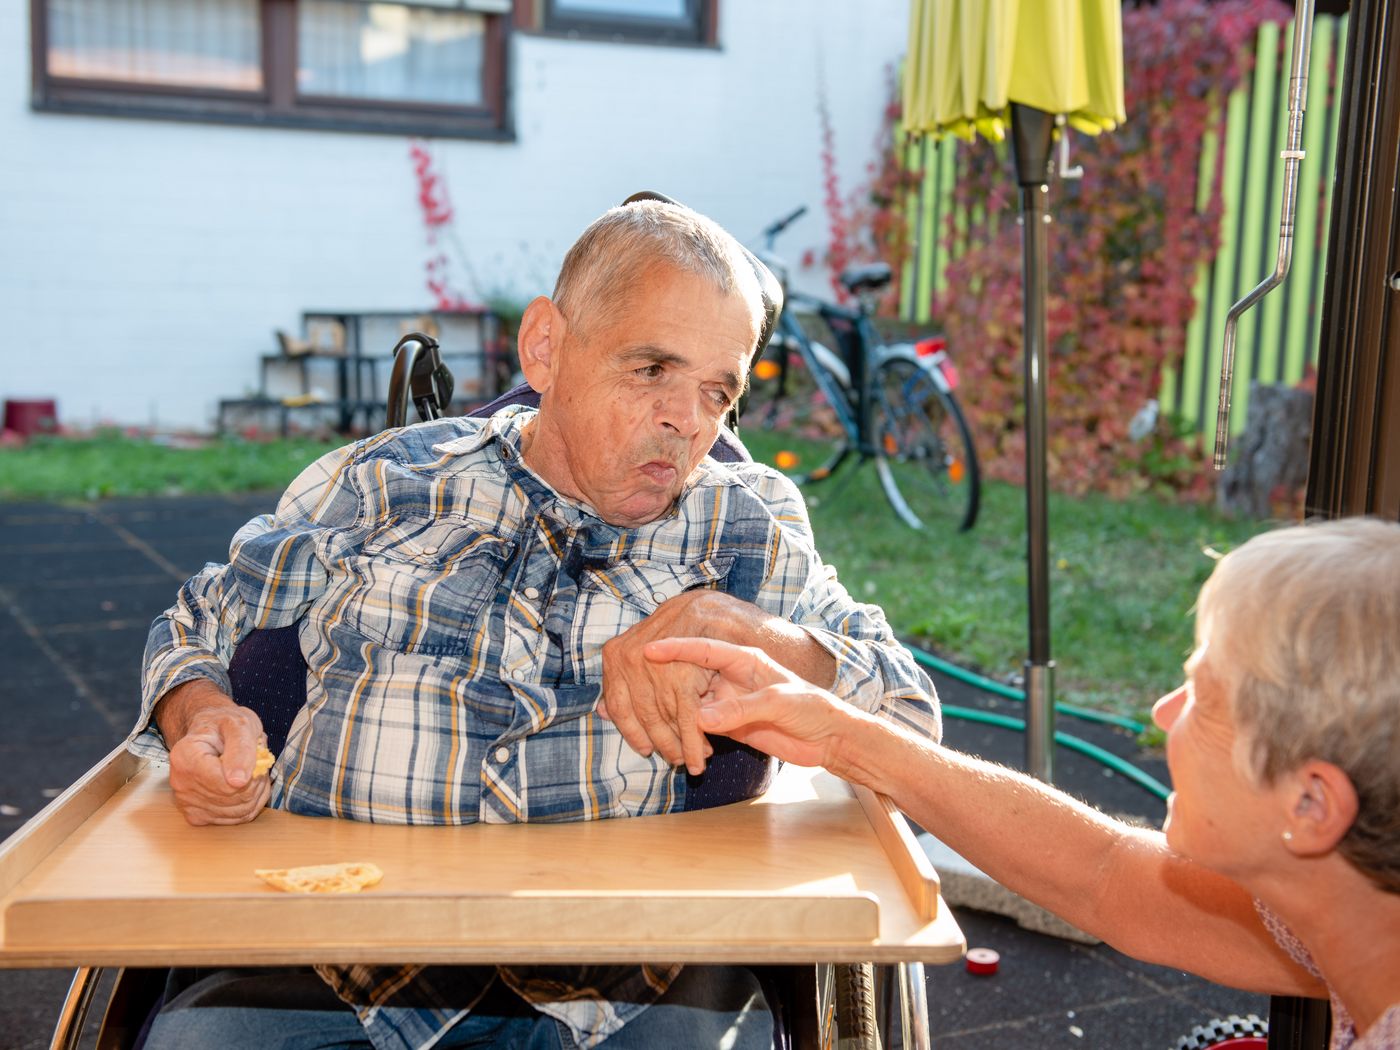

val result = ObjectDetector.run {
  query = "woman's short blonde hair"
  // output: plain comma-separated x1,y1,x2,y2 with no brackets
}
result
553,199,763,347
1196,517,1400,892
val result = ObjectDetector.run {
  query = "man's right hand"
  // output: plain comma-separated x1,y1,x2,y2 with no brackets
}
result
154,679,271,826
643,636,864,773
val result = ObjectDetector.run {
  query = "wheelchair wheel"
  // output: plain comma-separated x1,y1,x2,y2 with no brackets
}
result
873,354,980,533
1173,1013,1268,1048
819,963,880,1050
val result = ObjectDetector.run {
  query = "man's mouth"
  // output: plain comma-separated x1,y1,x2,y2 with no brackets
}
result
638,461,678,485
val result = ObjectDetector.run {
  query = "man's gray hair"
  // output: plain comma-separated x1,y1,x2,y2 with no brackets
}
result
1196,516,1400,893
553,199,764,345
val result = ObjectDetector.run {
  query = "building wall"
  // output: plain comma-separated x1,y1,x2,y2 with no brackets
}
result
0,2,909,429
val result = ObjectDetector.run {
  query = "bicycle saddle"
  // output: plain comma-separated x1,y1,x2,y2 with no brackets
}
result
840,261,893,296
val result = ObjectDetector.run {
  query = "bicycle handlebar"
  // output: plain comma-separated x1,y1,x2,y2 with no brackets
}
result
761,205,808,242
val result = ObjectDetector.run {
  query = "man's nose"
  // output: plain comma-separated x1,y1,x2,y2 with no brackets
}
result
654,389,700,437
1152,685,1187,731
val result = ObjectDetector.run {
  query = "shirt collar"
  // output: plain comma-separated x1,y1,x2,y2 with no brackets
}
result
430,404,733,532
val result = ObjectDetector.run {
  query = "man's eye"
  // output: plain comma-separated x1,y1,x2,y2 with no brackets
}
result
635,364,664,379
707,389,732,409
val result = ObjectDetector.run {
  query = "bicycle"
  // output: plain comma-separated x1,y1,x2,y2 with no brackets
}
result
746,206,980,532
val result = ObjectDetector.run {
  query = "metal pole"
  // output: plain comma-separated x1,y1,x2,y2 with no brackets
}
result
1211,0,1315,468
1305,0,1400,520
1010,103,1057,782
897,961,933,1050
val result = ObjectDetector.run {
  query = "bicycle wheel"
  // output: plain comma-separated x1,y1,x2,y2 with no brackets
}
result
872,354,980,532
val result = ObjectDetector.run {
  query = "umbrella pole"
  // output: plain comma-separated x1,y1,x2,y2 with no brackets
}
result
1011,103,1057,783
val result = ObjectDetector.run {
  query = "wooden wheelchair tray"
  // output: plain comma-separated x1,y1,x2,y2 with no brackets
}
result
0,747,964,968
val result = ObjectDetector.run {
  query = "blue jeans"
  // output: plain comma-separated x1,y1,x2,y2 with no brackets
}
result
141,965,774,1049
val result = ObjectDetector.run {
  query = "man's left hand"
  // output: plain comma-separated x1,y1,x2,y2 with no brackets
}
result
600,589,752,775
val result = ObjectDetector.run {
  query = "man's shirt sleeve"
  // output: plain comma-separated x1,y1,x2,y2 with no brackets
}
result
741,466,942,742
129,443,360,756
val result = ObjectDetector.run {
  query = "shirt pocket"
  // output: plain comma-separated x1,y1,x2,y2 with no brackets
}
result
344,518,515,657
584,553,736,619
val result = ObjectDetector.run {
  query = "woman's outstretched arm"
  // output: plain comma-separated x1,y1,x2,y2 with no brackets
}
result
645,637,1322,997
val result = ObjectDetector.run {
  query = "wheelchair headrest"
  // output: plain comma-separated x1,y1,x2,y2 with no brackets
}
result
621,190,784,365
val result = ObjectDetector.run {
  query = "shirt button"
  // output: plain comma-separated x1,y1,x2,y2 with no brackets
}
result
421,545,438,555
652,591,666,603
523,586,540,600
494,746,511,764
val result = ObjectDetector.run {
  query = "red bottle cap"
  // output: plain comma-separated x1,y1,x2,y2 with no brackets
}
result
965,947,1000,975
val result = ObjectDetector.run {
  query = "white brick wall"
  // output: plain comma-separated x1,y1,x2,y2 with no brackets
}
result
1,1,908,429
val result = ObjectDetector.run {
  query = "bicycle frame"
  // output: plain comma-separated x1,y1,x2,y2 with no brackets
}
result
767,291,943,482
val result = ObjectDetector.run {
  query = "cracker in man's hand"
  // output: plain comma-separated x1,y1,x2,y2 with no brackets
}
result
253,744,275,777
254,861,384,894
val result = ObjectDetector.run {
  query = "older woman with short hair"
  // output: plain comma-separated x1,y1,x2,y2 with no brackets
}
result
646,518,1400,1048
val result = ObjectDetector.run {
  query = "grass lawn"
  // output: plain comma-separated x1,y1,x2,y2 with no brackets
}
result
0,427,1272,723
0,433,342,500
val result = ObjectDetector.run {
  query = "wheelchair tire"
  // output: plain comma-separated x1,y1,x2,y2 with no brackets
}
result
1172,1013,1268,1049
833,963,880,1050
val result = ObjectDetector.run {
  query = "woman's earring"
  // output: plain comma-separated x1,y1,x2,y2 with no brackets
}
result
1282,830,1294,842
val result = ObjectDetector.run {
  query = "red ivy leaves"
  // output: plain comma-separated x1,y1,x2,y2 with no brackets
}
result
923,0,1291,498
816,86,854,303
408,139,480,312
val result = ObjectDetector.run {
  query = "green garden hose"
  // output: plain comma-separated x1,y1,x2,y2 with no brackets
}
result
940,704,1171,801
903,644,1172,802
902,643,1147,732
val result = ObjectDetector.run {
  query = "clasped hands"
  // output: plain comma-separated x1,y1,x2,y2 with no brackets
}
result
602,590,852,775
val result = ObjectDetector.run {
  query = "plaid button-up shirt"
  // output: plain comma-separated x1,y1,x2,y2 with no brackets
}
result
132,406,940,1050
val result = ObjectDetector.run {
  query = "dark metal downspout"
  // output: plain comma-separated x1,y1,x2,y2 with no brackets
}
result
1305,0,1400,521
1281,0,1400,1045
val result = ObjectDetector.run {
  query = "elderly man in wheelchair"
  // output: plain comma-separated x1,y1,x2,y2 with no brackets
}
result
124,195,941,1050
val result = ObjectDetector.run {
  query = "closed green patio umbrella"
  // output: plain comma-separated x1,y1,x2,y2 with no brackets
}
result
902,0,1125,783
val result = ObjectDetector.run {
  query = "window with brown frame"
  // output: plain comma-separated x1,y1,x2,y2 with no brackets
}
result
536,0,715,46
30,0,516,139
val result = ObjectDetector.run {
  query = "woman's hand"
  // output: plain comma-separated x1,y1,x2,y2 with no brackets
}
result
643,636,860,771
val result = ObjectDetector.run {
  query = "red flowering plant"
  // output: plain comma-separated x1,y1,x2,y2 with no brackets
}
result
928,0,1291,497
408,139,482,314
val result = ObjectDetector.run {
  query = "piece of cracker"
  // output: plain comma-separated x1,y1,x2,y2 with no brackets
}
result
253,744,275,777
254,861,384,894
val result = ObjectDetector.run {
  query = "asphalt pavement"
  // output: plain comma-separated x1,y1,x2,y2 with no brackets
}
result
0,492,1268,1049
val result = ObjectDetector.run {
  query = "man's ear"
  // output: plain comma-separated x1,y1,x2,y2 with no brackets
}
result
517,296,566,395
1279,760,1359,857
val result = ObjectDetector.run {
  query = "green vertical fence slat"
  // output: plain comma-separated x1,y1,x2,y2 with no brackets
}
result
916,138,939,323
1293,12,1338,383
1256,19,1294,386
900,134,921,321
1173,97,1225,426
1202,78,1251,451
1284,14,1335,385
1228,19,1282,434
934,138,956,301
